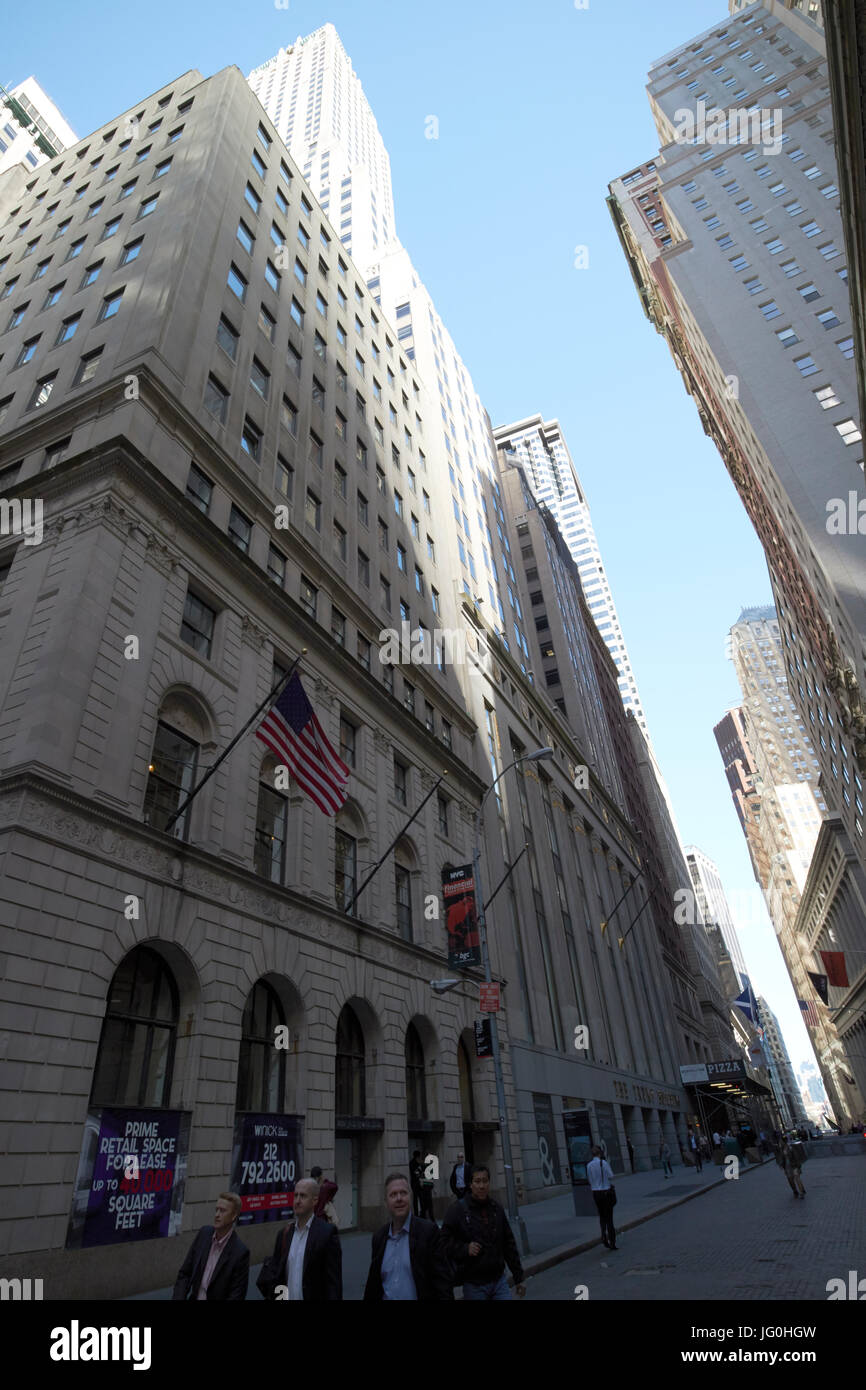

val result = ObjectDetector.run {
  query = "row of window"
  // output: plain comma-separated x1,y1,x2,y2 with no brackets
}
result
176,576,454,742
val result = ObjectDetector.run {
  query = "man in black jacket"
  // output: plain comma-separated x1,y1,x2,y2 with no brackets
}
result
443,1166,525,1301
448,1152,471,1200
364,1174,453,1301
172,1193,250,1301
256,1178,342,1301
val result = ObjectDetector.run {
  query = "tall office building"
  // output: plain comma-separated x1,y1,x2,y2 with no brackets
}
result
0,51,724,1290
684,845,749,989
610,0,866,1113
248,25,396,269
0,78,78,174
715,608,862,1122
492,416,649,739
757,995,809,1128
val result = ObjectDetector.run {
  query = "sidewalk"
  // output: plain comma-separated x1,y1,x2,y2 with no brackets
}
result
129,1154,769,1300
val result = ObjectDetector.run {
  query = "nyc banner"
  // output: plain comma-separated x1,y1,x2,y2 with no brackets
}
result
443,863,481,968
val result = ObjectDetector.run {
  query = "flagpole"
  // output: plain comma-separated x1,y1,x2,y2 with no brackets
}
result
599,868,644,936
616,892,650,950
483,843,529,914
342,773,445,916
162,649,306,836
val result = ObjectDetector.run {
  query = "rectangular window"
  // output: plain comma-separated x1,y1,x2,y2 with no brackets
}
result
258,303,276,342
204,374,229,423
264,260,280,292
186,463,213,513
299,576,318,618
305,490,321,531
240,418,262,462
358,635,371,671
227,263,247,302
228,503,252,551
74,347,103,385
249,358,270,399
394,758,408,805
276,454,293,499
55,313,81,344
137,195,159,220
358,548,370,586
333,522,347,562
181,590,216,657
267,545,286,585
26,374,57,411
793,353,818,377
281,396,298,437
237,219,255,254
816,308,840,330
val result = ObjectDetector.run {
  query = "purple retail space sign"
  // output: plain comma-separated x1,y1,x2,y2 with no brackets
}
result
66,1108,190,1249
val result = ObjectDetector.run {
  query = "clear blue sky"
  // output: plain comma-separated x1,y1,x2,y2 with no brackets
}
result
6,0,821,1083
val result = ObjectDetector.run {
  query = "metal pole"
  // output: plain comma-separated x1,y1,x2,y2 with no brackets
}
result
163,650,305,835
342,773,444,916
483,843,529,914
473,761,530,1257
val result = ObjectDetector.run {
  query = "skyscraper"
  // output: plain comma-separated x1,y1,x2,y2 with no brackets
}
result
610,0,866,1111
493,416,649,740
248,25,396,268
757,995,809,1128
247,25,737,1173
0,77,77,174
715,606,863,1123
685,844,749,988
609,2,866,877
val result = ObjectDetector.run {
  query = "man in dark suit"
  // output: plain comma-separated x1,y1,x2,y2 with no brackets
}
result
172,1192,250,1301
449,1152,471,1200
256,1178,342,1301
364,1174,453,1301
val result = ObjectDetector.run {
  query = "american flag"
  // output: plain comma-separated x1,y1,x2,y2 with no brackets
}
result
256,672,349,816
798,998,820,1028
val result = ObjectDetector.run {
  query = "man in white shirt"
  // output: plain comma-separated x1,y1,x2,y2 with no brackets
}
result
286,1179,316,1301
586,1145,617,1250
257,1178,342,1301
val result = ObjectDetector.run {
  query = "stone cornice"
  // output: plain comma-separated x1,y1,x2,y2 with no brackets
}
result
0,771,476,985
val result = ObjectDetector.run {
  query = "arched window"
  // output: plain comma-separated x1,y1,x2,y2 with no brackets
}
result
335,1004,365,1115
458,1038,475,1121
236,980,286,1112
334,828,357,913
405,1022,427,1120
143,722,198,840
255,756,288,883
395,837,417,942
91,946,178,1108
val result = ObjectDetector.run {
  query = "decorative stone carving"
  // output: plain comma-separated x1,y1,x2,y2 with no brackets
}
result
240,615,268,651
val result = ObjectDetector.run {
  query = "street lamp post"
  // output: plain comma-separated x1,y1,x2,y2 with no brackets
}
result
472,745,553,1257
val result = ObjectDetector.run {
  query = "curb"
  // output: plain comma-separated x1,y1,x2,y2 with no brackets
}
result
520,1156,770,1280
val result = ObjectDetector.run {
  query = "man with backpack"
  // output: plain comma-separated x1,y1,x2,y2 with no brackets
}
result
442,1166,525,1301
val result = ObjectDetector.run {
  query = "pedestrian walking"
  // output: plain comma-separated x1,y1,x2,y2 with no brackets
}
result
689,1131,703,1173
309,1165,339,1225
660,1141,673,1177
409,1149,425,1218
256,1178,342,1300
442,1166,525,1300
626,1138,635,1173
776,1138,806,1199
449,1151,471,1201
172,1192,250,1301
587,1145,617,1250
363,1174,453,1301
712,1130,721,1148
